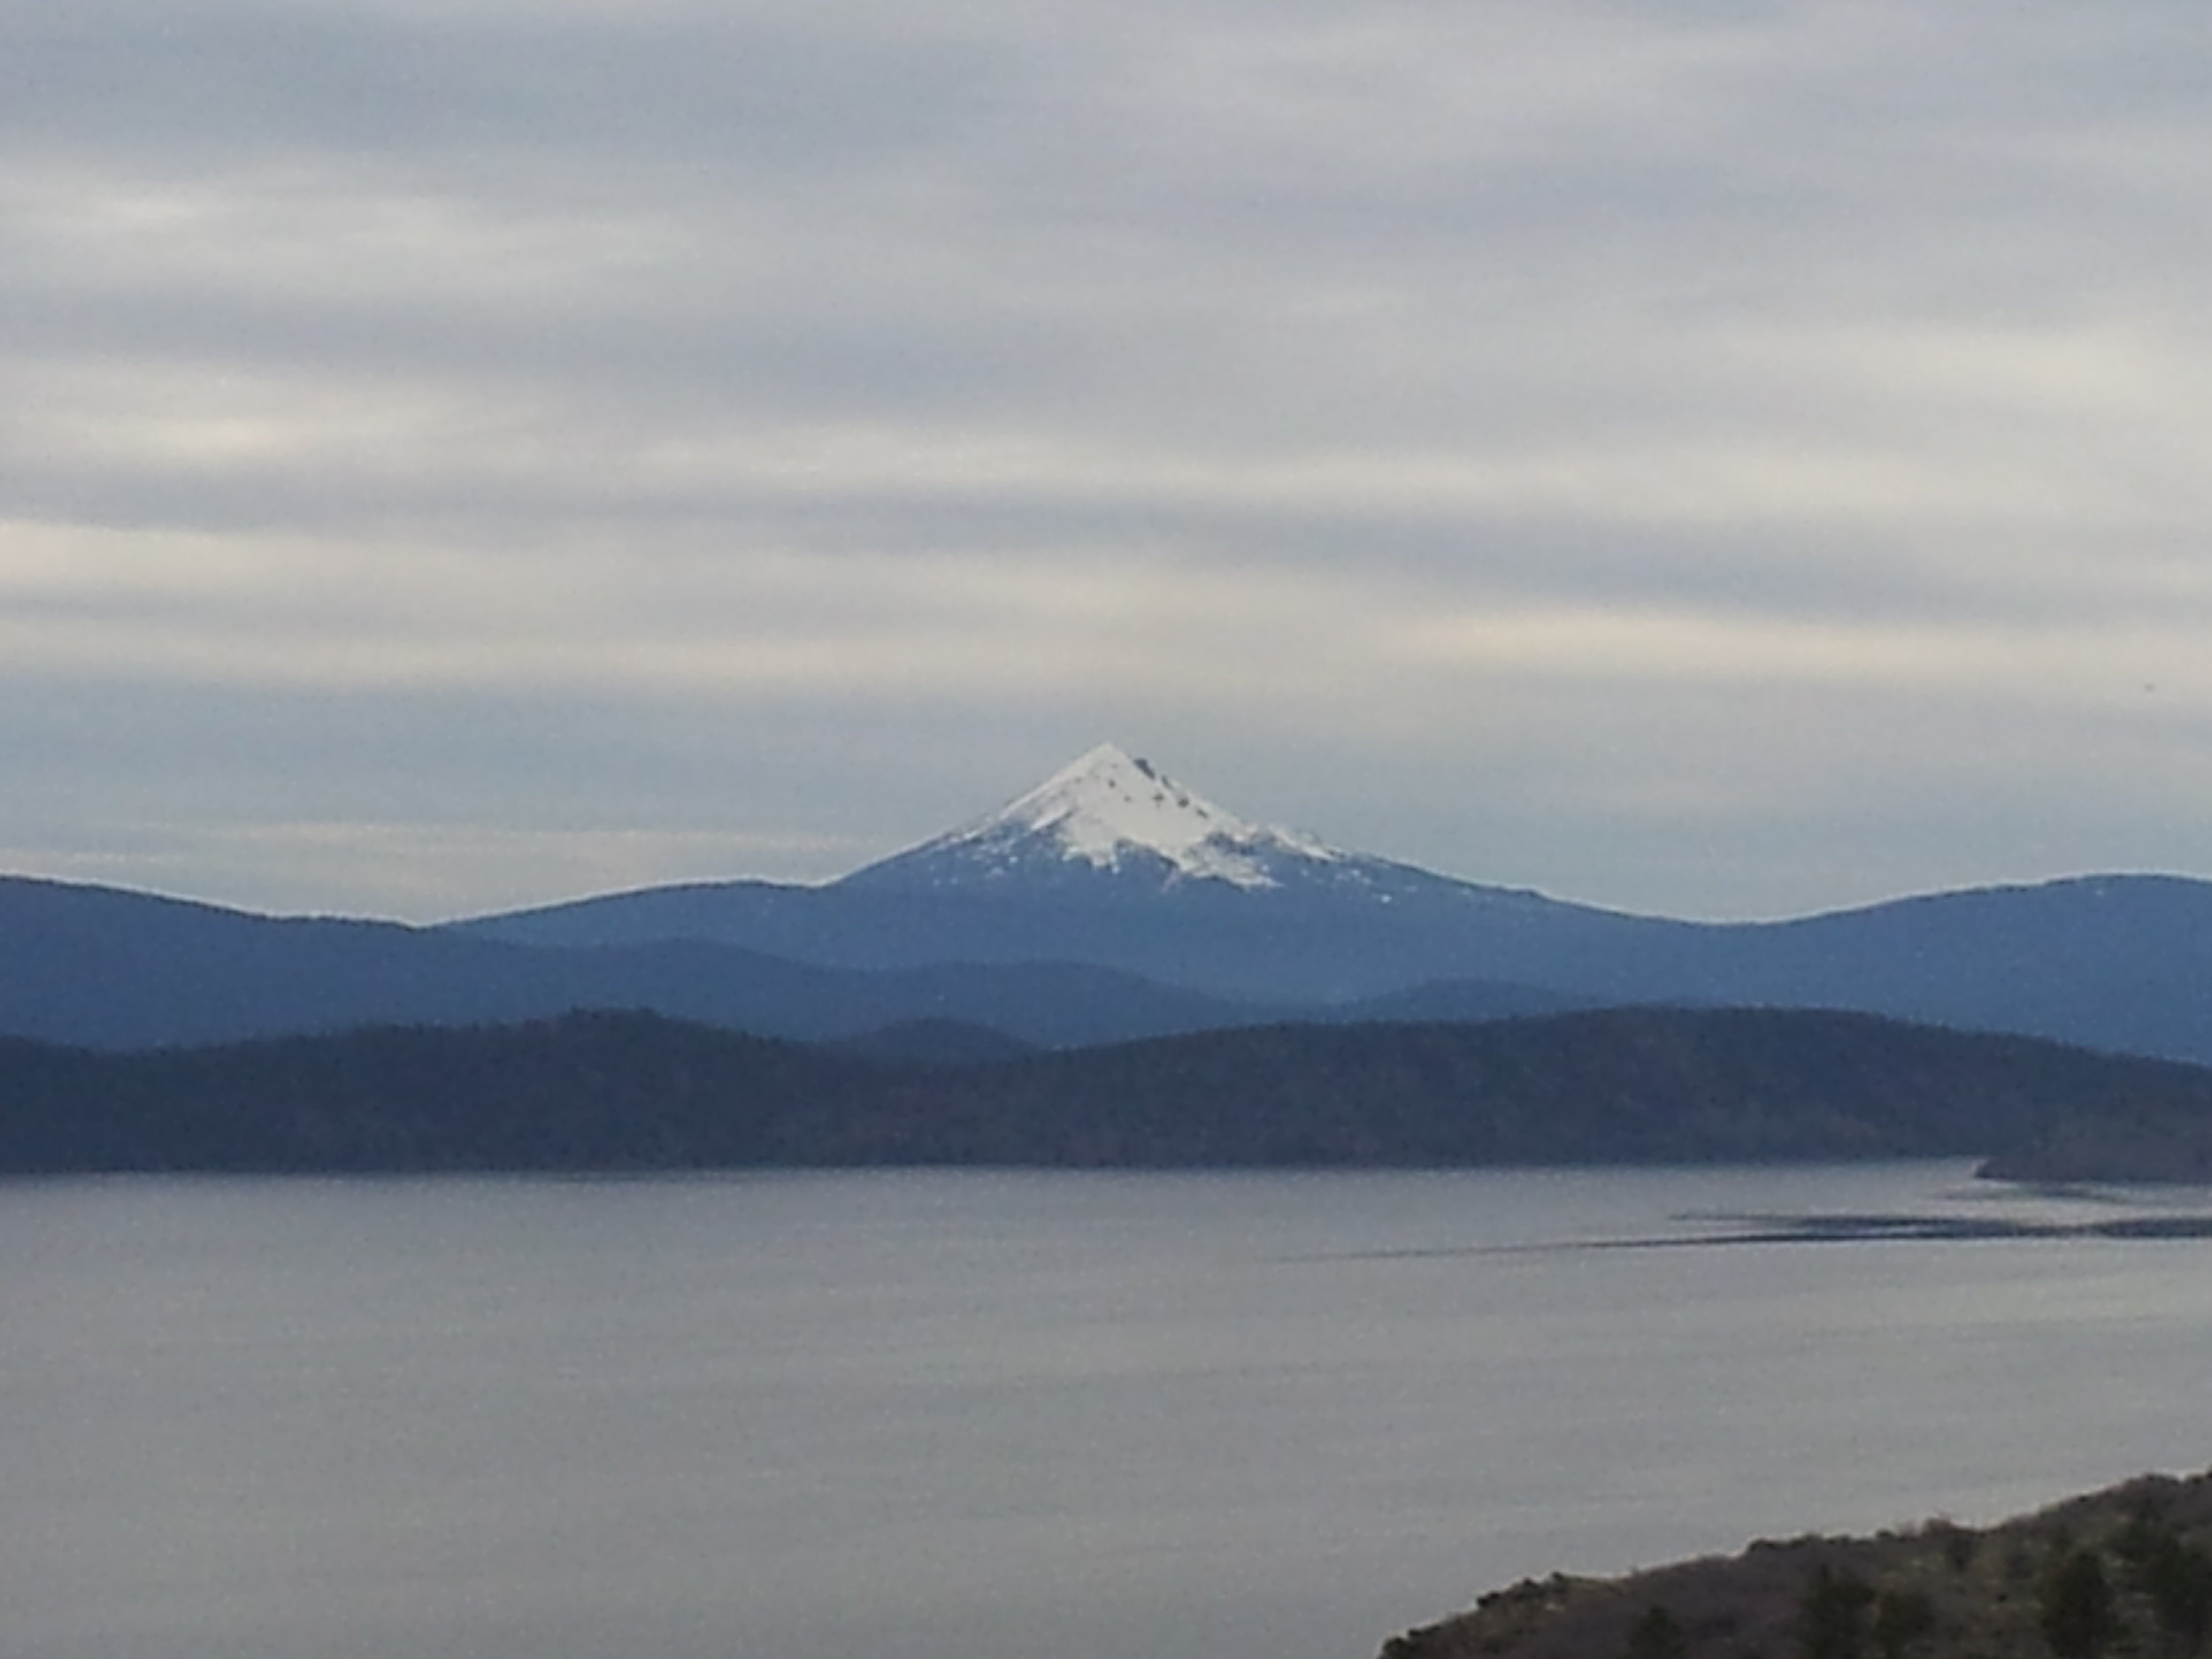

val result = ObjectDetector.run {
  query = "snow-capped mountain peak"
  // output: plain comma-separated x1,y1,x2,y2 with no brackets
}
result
846,743,1350,891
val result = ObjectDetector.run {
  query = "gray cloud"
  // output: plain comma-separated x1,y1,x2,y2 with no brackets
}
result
6,0,2212,918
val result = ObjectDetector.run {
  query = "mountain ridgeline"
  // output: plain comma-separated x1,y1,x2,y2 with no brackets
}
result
6,1005,2212,1176
6,744,2212,1181
453,746,2212,1066
5,746,2211,1073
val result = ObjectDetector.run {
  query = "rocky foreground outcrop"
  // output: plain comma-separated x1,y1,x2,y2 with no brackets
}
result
1382,1470,2212,1659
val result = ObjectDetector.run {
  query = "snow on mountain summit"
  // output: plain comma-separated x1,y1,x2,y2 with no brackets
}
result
845,743,1351,891
989,743,1346,884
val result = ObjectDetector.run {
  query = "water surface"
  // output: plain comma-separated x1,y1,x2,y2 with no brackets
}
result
6,1164,2211,1659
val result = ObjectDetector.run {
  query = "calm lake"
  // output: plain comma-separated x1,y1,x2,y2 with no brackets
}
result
7,1163,2212,1659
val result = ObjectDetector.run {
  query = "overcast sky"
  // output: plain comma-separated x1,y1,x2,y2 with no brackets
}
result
6,0,2212,922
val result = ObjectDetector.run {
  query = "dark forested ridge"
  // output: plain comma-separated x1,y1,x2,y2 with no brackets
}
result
7,1006,2212,1175
1980,1104,2212,1184
1381,1468,2212,1659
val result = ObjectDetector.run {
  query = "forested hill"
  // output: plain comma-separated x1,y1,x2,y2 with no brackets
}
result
1380,1467,2212,1659
7,1006,2212,1174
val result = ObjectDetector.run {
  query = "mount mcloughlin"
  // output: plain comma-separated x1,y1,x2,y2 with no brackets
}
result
4,743,2211,1063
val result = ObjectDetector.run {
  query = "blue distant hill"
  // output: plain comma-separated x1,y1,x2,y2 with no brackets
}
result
4,745,2209,1063
450,746,2212,1065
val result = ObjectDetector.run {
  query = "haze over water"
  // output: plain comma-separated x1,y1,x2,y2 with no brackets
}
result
8,1164,2212,1659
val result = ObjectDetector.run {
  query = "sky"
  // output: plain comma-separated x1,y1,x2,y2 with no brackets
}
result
7,0,2212,924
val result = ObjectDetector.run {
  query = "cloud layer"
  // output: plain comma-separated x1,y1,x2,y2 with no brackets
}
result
7,0,2212,919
